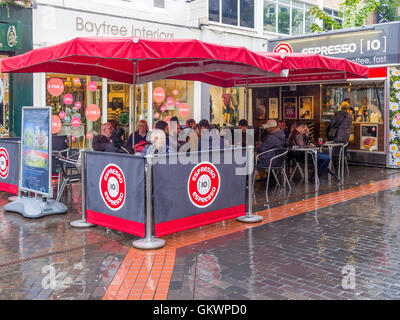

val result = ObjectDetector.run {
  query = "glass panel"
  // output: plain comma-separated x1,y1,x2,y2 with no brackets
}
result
263,0,276,32
240,0,254,28
46,74,102,149
151,80,194,125
292,6,304,35
107,83,130,134
222,0,238,26
210,86,243,127
0,55,9,137
209,0,220,22
305,4,314,34
278,0,290,34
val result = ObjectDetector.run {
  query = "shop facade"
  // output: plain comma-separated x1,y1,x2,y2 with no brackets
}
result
264,21,400,168
0,5,33,137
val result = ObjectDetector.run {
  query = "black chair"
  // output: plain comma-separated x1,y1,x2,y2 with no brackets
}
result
54,148,81,202
52,135,68,193
253,148,291,203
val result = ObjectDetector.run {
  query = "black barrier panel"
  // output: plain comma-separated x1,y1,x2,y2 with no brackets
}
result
152,148,247,237
0,139,21,194
85,151,146,237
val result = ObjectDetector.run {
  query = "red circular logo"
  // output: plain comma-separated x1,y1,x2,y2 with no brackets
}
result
47,78,64,97
0,147,9,179
187,162,220,208
273,42,293,54
99,164,126,211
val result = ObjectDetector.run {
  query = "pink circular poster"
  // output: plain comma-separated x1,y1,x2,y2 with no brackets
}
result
85,104,101,121
71,117,81,128
153,87,165,103
86,131,93,140
88,81,97,91
63,94,73,105
179,103,190,118
74,101,82,110
59,111,66,119
52,115,62,134
47,78,64,97
154,112,160,119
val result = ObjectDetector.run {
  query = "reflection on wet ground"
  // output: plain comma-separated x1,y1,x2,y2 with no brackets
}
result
0,165,400,299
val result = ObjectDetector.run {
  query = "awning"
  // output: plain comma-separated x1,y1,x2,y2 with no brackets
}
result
0,37,369,87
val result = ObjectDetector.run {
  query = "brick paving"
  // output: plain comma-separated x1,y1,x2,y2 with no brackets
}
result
0,165,400,299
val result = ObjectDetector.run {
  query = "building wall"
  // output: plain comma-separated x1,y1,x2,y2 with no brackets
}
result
0,6,33,137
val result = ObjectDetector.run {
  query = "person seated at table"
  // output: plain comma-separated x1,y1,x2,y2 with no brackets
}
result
185,118,196,129
142,128,173,156
289,121,336,181
105,127,133,154
92,122,112,151
127,119,148,149
257,120,286,167
198,119,226,150
238,119,254,148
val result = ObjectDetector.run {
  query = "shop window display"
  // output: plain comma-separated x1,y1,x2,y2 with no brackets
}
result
151,80,194,125
46,74,102,149
210,86,249,127
321,82,385,151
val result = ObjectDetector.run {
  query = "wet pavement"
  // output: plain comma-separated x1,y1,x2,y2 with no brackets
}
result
1,165,400,300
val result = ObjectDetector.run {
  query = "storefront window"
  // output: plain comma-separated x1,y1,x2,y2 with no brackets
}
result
292,1,304,35
0,57,9,137
278,0,290,35
209,0,255,28
209,0,220,22
264,0,277,33
107,82,130,132
210,86,251,127
46,74,102,149
240,0,254,28
222,0,238,26
321,82,385,152
151,80,194,125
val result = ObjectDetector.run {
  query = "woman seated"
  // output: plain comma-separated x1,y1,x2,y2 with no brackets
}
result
128,119,149,150
142,129,173,156
105,127,133,154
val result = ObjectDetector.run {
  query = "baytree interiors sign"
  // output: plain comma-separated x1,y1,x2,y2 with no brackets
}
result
76,17,175,39
267,22,400,66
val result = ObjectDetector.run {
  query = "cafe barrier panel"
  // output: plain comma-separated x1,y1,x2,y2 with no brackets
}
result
85,151,146,237
0,138,21,195
152,148,248,237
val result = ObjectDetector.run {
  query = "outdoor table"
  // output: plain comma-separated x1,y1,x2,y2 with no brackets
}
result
290,146,319,191
319,142,345,184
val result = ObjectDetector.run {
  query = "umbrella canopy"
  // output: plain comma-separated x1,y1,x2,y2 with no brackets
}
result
0,37,285,87
0,37,368,87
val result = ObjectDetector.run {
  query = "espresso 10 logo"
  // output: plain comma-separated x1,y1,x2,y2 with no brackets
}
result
99,164,126,211
188,162,220,208
0,147,9,179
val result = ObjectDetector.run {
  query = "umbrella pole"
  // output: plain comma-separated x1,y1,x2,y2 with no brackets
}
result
245,76,249,121
132,62,137,149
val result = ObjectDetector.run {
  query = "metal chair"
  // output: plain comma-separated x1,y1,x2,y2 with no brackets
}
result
54,148,81,202
286,149,305,182
253,148,291,203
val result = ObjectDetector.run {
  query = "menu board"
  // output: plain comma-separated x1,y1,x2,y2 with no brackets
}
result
360,124,378,151
20,107,52,196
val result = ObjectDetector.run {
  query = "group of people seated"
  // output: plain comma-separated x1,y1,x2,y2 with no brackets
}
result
257,100,352,182
92,117,251,156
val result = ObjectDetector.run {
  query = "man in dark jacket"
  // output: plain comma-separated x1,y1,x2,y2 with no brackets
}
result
92,122,112,151
257,120,286,167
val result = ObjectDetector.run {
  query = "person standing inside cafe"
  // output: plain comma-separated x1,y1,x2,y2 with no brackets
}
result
330,101,353,144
